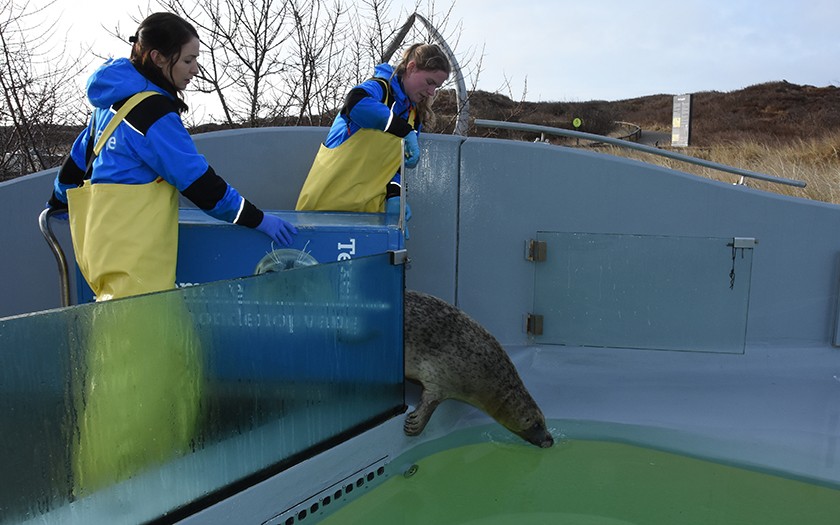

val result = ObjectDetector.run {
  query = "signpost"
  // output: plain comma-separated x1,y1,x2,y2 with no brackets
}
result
671,94,692,147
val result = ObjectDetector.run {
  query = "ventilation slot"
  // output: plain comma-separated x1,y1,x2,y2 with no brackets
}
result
263,457,389,525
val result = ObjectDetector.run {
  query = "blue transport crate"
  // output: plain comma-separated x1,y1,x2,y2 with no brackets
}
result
74,209,404,303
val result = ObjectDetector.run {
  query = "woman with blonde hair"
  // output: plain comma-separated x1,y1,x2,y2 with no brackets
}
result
296,43,451,229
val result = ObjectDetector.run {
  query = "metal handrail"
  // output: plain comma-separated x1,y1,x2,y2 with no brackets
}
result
613,121,642,142
474,119,806,188
38,208,71,307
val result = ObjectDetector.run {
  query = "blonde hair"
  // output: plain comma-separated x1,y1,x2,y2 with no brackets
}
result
393,43,451,126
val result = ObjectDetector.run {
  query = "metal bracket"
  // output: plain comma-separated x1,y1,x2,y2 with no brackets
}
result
526,313,544,336
525,239,547,262
390,249,409,266
731,237,758,249
726,237,757,290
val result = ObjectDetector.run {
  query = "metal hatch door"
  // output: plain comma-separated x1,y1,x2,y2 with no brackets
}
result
529,232,755,353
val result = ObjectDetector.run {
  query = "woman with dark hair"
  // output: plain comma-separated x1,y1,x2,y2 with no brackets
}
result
46,12,297,497
295,43,450,233
49,11,296,302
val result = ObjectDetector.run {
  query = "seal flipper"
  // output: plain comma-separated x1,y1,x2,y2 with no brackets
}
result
404,386,442,436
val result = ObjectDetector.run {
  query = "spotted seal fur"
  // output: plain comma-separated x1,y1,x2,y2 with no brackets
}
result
404,290,554,448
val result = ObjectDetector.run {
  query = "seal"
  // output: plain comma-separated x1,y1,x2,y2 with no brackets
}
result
404,290,554,448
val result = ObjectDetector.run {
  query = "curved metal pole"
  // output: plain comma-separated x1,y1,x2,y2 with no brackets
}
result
474,119,807,188
413,13,469,136
38,208,72,307
381,12,470,136
381,14,416,64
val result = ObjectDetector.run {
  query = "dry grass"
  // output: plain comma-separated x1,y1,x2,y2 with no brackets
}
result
601,132,840,204
433,81,840,205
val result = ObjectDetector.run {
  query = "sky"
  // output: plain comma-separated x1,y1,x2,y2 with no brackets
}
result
48,0,840,109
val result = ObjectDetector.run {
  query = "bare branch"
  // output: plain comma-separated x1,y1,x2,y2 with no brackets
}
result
0,0,90,179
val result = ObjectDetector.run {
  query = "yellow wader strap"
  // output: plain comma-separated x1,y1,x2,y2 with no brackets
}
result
370,77,395,107
92,90,159,157
370,77,418,125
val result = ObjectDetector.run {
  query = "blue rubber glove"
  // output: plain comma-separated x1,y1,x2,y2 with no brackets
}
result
256,213,297,246
385,196,411,239
403,131,420,169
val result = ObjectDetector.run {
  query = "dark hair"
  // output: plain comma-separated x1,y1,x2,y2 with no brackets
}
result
393,43,451,126
129,12,199,113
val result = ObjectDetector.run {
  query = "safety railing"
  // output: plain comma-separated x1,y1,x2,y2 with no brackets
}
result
474,119,806,188
613,121,643,142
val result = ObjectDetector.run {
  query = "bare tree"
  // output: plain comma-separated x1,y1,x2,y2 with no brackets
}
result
281,0,349,125
0,0,89,180
154,0,474,129
158,0,294,127
0,0,492,180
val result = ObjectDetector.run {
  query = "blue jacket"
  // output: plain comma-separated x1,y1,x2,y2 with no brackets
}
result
51,58,262,227
324,63,420,192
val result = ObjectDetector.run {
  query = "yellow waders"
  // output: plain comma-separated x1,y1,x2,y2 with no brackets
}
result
67,178,202,496
68,178,178,301
296,107,416,212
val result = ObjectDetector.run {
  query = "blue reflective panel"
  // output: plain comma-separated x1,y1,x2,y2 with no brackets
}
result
533,233,753,353
0,253,404,524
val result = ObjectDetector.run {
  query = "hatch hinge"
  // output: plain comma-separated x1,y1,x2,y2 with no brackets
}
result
525,239,547,262
525,313,544,336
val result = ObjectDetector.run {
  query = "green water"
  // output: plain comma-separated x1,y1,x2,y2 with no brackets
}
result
318,434,840,525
